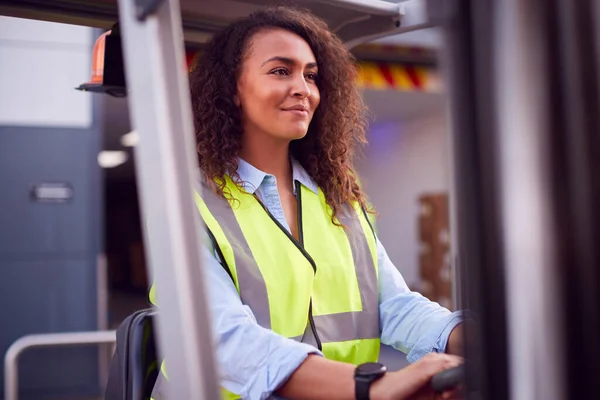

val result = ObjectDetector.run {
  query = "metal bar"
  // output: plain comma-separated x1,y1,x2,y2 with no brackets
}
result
550,0,600,397
342,0,434,49
442,0,569,398
398,0,434,31
304,0,401,16
96,253,111,393
0,0,436,49
346,1,435,55
3,331,116,400
135,0,165,21
440,0,509,398
494,0,565,399
117,0,220,398
96,254,109,332
445,118,461,311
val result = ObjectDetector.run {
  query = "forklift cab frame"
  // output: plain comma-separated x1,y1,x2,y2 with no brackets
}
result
2,0,599,399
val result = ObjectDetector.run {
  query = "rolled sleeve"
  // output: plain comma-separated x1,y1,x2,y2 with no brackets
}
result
405,311,463,363
375,237,465,364
205,247,322,399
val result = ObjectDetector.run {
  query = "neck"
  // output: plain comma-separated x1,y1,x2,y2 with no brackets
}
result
239,135,293,191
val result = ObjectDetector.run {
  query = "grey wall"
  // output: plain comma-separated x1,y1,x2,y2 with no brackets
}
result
0,17,104,399
0,124,104,399
356,98,451,291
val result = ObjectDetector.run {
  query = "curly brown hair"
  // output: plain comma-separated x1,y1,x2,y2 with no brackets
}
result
190,6,371,223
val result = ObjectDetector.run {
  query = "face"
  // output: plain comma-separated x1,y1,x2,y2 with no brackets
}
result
236,28,320,143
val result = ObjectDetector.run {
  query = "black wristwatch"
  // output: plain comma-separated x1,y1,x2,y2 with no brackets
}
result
354,362,387,400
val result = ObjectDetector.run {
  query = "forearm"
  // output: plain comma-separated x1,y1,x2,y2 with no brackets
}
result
277,353,464,400
276,355,356,400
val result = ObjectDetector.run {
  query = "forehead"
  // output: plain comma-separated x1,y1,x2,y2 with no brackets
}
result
245,28,316,64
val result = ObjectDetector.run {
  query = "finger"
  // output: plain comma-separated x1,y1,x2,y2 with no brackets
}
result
423,353,464,368
441,388,463,400
440,354,463,365
421,354,463,377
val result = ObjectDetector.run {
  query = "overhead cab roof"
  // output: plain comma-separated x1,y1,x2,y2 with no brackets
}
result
0,0,421,48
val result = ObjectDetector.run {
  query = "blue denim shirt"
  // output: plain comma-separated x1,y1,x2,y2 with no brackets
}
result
204,158,463,399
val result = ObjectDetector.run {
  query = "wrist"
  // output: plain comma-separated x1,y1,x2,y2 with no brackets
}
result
354,362,387,400
368,373,394,400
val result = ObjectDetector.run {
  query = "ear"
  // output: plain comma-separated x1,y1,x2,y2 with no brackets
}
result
234,93,241,107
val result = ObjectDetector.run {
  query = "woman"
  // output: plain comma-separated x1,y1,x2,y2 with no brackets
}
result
153,6,464,400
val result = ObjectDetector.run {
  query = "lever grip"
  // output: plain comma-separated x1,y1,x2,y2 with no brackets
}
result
431,365,464,392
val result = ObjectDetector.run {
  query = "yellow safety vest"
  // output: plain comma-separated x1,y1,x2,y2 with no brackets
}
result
151,176,380,399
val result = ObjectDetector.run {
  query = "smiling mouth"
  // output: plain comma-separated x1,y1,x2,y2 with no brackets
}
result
282,106,310,117
284,109,309,116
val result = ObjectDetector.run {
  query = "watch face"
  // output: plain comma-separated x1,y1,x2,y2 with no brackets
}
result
356,362,387,377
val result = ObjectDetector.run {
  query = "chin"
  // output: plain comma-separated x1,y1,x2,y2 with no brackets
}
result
287,130,308,141
274,125,309,141
290,123,311,138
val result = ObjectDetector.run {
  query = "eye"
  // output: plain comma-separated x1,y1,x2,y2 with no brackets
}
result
270,67,289,76
305,72,318,81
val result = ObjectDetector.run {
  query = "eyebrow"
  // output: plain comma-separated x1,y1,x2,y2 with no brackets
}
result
261,56,318,69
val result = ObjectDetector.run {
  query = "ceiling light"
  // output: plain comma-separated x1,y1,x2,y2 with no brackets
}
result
98,151,128,168
121,130,139,147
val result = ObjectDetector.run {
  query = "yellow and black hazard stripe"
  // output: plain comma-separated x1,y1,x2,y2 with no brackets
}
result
356,62,439,92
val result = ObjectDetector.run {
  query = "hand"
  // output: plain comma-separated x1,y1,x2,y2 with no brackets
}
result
409,385,463,400
369,353,463,400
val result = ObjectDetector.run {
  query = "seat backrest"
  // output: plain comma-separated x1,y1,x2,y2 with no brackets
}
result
105,308,158,400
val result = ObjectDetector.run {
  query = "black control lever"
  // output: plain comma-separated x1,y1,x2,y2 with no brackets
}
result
431,365,464,392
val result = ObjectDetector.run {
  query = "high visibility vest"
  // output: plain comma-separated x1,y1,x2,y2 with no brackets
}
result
151,176,381,399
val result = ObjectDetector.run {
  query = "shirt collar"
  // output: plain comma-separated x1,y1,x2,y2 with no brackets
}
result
236,157,319,195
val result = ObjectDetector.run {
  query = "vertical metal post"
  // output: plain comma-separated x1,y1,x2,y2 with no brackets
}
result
440,0,509,398
548,0,600,398
96,253,110,389
494,1,565,399
117,0,220,398
441,0,600,398
425,1,462,312
441,0,568,398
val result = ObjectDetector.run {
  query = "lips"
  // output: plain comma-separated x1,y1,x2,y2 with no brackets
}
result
283,104,309,117
283,104,308,112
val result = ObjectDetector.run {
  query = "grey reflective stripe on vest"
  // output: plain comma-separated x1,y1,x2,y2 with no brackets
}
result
300,318,321,346
199,181,272,330
313,204,379,341
198,183,379,343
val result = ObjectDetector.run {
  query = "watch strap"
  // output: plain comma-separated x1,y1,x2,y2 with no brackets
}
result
355,376,372,400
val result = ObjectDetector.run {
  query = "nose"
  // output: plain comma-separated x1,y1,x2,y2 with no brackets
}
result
291,73,311,98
